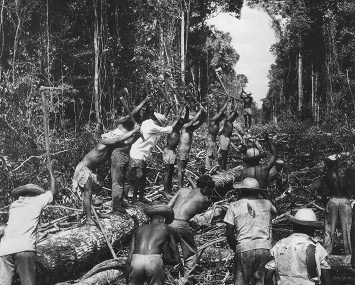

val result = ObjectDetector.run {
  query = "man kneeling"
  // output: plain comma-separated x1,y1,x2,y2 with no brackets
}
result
126,204,182,285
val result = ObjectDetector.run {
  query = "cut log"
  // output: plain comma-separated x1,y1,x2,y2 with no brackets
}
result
56,269,124,285
35,206,148,285
212,166,243,197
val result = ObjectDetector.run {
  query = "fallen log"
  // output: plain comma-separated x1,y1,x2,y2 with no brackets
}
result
36,206,148,285
56,269,124,285
212,166,243,197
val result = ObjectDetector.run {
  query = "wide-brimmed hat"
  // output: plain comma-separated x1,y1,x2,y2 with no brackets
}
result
233,177,267,193
243,148,267,163
153,112,167,126
11,184,45,198
323,154,337,165
144,204,174,224
287,208,323,228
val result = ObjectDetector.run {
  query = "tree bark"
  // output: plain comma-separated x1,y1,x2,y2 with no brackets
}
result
298,51,303,116
36,206,147,285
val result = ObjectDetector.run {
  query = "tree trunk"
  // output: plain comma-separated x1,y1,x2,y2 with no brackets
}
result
93,0,102,132
298,51,303,117
35,206,147,285
180,6,185,89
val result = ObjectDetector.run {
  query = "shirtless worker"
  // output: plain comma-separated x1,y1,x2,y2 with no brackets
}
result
268,159,285,192
322,155,352,254
205,97,229,171
168,175,215,273
109,94,151,213
177,106,206,188
240,89,253,129
241,132,277,189
163,106,187,196
126,204,182,285
218,101,239,171
73,124,141,225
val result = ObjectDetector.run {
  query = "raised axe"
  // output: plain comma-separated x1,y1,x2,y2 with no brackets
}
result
118,88,145,141
186,83,207,112
164,78,186,104
152,77,175,108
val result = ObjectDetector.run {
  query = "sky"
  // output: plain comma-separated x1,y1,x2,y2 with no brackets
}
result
207,5,278,107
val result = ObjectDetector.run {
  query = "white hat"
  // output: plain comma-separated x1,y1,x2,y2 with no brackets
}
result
243,148,266,163
288,208,323,228
233,177,267,193
153,112,167,126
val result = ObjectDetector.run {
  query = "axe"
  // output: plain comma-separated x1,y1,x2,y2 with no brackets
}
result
214,68,229,97
186,84,207,112
165,79,186,103
118,88,145,141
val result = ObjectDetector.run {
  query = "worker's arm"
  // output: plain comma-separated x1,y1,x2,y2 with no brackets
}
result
264,269,275,285
191,110,206,131
48,163,58,198
226,223,237,252
264,133,278,170
164,104,173,118
182,107,203,129
211,97,229,121
169,231,182,266
100,125,140,145
117,95,151,124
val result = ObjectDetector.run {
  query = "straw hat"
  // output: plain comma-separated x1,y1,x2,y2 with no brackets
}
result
153,112,167,126
11,184,45,199
243,148,267,163
287,208,323,228
233,177,267,193
144,204,174,224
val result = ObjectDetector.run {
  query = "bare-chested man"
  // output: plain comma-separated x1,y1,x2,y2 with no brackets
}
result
110,95,151,213
241,133,277,189
205,98,229,171
240,89,253,129
126,204,181,285
168,175,215,272
218,101,239,171
268,159,285,192
322,155,352,254
73,124,140,225
177,107,206,188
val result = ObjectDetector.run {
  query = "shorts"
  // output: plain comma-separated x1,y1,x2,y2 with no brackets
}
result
219,134,230,151
129,254,164,285
72,162,100,195
206,141,217,159
244,108,252,116
130,158,147,169
163,149,177,165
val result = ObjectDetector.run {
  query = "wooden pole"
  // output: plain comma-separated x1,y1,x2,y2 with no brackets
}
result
40,87,52,168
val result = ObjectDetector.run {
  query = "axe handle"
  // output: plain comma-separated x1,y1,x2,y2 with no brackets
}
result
40,90,52,169
141,66,150,98
166,81,185,103
214,69,229,96
119,96,145,141
186,89,206,112
156,84,171,104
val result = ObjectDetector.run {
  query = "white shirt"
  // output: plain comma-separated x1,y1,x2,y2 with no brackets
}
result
130,119,172,161
0,191,53,255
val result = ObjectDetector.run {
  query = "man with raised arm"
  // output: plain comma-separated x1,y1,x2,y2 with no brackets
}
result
0,164,58,285
126,204,182,285
168,175,215,273
73,124,141,224
130,113,180,203
322,155,352,255
218,101,239,171
109,95,151,214
205,97,229,172
240,89,253,129
241,133,278,189
163,106,187,197
177,106,206,188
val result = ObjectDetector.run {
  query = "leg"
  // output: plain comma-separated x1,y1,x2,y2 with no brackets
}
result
340,199,353,254
163,164,174,194
178,160,187,188
111,150,129,212
14,251,36,285
146,256,165,285
234,251,253,285
178,228,197,273
324,199,339,254
132,167,139,203
248,115,252,128
0,254,16,285
136,166,146,202
253,249,271,285
129,256,146,285
219,150,228,171
82,180,95,225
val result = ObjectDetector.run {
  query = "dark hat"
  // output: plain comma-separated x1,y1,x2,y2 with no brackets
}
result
233,177,267,193
243,148,267,163
144,204,174,224
11,184,45,198
287,208,323,228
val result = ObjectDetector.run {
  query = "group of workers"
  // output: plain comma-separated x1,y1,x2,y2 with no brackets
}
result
1,84,355,285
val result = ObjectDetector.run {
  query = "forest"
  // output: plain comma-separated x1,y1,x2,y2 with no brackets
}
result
1,0,355,284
